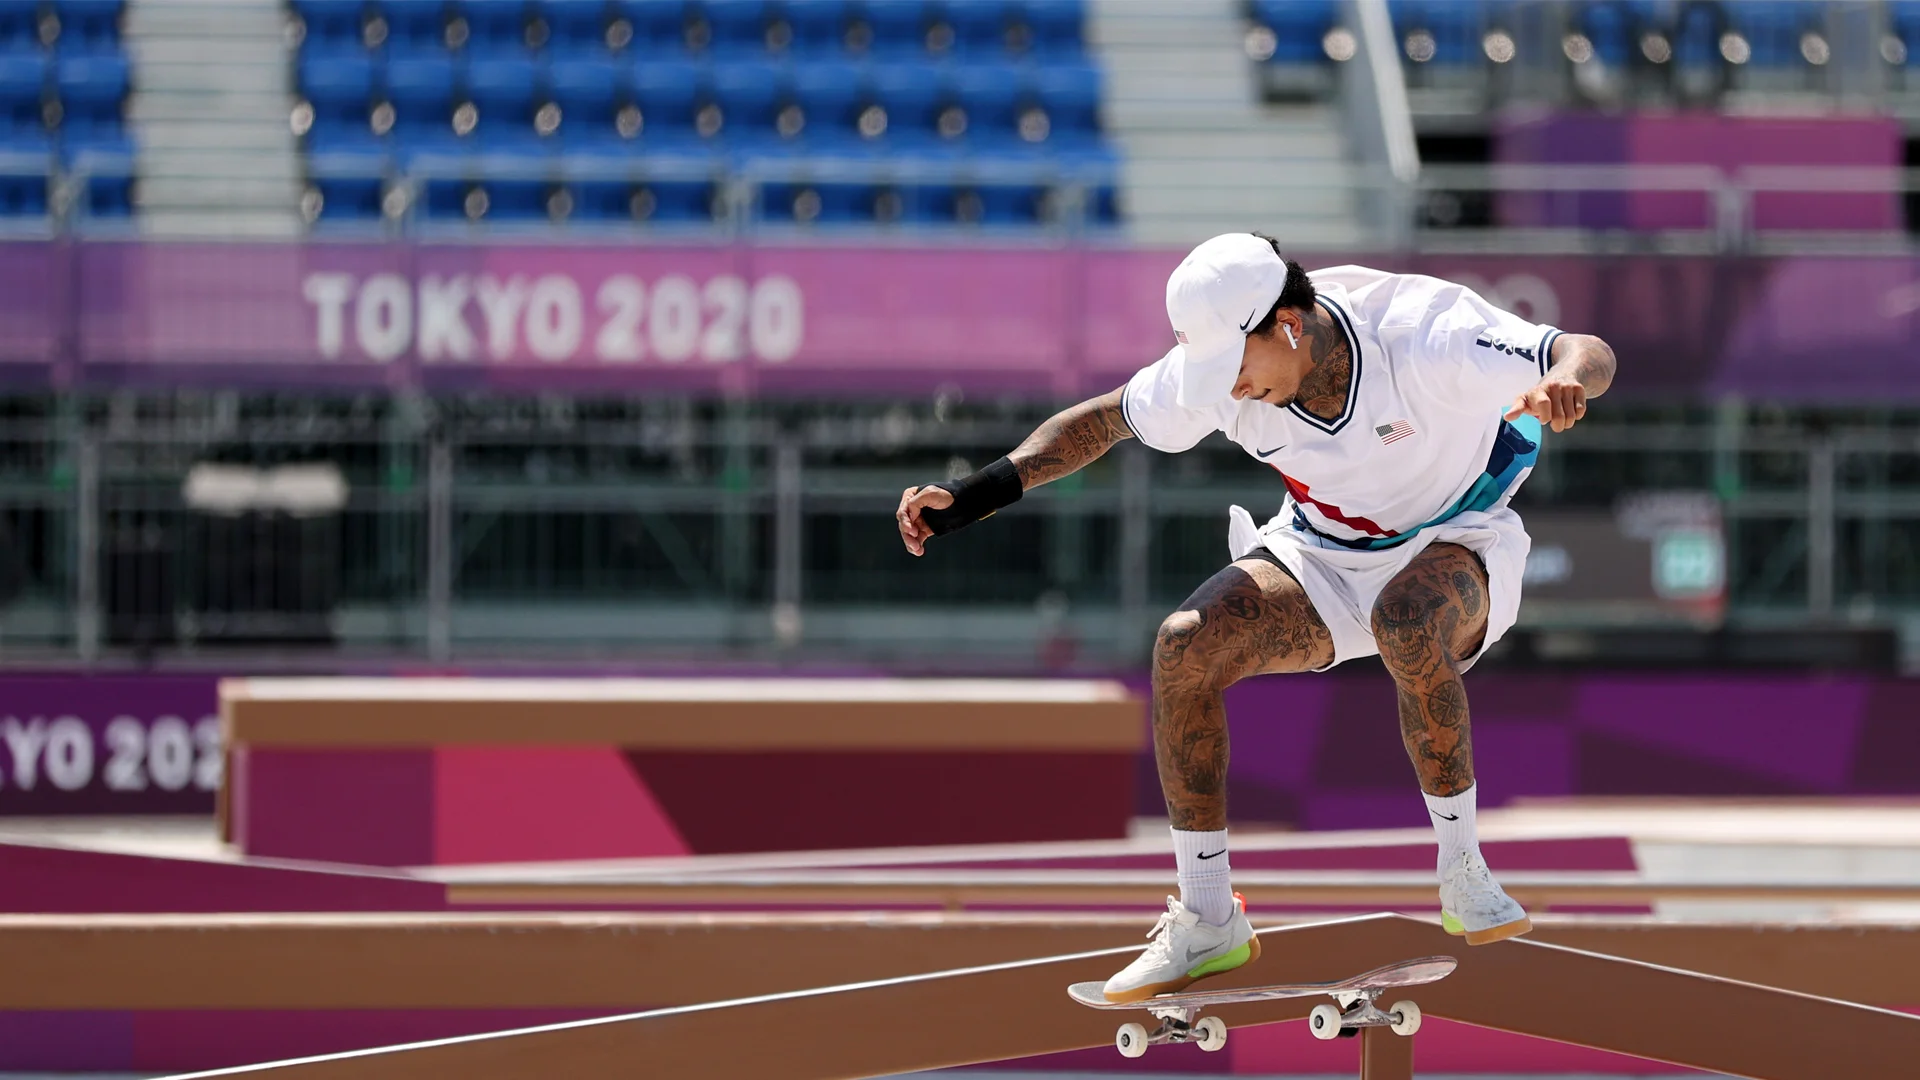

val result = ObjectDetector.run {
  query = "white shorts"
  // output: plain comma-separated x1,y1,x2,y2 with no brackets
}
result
1227,502,1531,674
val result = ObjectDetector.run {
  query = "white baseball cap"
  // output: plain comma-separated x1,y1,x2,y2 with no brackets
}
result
1165,233,1288,407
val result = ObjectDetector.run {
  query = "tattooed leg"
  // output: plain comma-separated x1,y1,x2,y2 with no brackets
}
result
1370,543,1490,798
1152,555,1335,831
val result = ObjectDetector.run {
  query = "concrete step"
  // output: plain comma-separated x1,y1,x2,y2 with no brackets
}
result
138,211,302,239
1101,45,1255,74
141,157,301,183
129,96,291,123
1123,158,1357,189
135,71,290,97
132,38,287,63
138,52,288,75
137,174,301,206
134,118,293,147
1089,15,1246,49
1123,183,1359,219
1107,77,1259,106
126,8,291,39
1120,128,1349,158
1127,216,1374,250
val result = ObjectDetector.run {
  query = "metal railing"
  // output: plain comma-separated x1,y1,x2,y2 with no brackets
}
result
0,400,1909,665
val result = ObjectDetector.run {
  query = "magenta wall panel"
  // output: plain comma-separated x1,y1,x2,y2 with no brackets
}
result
235,748,435,865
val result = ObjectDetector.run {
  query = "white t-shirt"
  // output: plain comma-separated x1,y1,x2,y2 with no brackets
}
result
1121,265,1562,550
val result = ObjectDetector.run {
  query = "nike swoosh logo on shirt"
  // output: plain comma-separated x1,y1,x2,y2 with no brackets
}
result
1196,850,1225,860
1255,445,1286,458
1431,811,1460,821
1239,307,1260,332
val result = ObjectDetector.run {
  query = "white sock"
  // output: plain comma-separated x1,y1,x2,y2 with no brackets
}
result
1424,786,1480,875
1171,827,1235,925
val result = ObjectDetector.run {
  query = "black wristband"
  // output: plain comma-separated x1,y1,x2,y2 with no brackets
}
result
921,457,1023,536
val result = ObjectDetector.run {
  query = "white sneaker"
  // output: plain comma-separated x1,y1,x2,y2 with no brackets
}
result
1100,895,1260,1004
1439,849,1532,945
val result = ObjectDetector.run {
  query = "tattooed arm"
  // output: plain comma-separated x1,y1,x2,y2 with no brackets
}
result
897,386,1134,556
1008,386,1135,489
1504,333,1616,434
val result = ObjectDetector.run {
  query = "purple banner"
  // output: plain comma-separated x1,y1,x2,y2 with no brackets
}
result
0,676,220,814
1496,112,1902,231
0,239,1886,400
1194,670,1920,831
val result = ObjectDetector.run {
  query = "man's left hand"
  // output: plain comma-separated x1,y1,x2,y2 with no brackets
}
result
1505,375,1587,433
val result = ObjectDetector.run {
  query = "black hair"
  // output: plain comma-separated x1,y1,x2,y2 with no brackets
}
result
1246,231,1316,339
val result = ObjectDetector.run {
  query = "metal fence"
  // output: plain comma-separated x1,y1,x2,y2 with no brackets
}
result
0,394,1911,666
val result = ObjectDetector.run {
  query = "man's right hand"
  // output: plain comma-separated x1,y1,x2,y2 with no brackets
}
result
896,484,955,557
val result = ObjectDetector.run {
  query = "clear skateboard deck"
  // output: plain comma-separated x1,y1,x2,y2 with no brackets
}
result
1067,955,1456,1058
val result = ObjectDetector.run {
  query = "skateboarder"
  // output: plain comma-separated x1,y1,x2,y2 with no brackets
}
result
895,234,1616,1003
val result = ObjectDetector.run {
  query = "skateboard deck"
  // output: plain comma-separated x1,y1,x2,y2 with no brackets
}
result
1068,955,1456,1058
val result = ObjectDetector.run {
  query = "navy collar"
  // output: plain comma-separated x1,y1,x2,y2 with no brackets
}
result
1288,295,1362,435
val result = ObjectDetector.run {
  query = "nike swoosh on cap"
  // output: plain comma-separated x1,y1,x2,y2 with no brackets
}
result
1255,445,1286,458
1239,307,1260,332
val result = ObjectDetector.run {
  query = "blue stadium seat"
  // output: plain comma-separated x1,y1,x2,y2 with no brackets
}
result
293,0,368,48
1895,1,1920,63
464,52,541,145
615,0,689,53
1021,0,1080,57
559,137,715,223
790,60,861,145
540,0,610,54
1390,0,1480,66
709,60,781,143
299,45,376,134
1578,2,1635,68
759,161,882,225
1672,1,1722,70
1032,61,1097,136
456,0,530,52
548,52,623,141
948,62,1023,146
948,0,1010,58
1253,0,1336,64
53,50,126,148
0,146,47,216
0,0,40,52
701,0,768,55
51,0,122,52
379,0,449,49
630,56,702,141
471,149,551,220
865,0,928,57
785,0,848,55
384,50,458,146
869,61,942,144
1723,0,1816,67
0,50,45,140
305,129,388,223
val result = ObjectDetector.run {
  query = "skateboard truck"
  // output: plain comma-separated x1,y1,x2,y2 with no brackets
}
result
1310,988,1423,1041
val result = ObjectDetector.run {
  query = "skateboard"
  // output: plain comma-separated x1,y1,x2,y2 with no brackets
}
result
1067,955,1456,1058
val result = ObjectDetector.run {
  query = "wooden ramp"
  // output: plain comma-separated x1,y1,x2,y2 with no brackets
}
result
156,913,1920,1080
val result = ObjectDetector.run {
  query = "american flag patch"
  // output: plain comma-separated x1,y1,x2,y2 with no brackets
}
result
1174,330,1189,344
1376,420,1416,445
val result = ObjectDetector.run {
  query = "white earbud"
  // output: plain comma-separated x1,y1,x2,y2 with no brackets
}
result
1284,324,1299,349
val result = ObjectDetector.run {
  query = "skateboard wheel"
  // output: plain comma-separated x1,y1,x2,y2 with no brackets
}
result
1116,1022,1149,1058
1194,1016,1228,1052
1388,1000,1421,1036
1308,1003,1343,1040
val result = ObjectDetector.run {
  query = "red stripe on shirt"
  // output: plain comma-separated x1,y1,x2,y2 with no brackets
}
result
1275,469,1399,538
